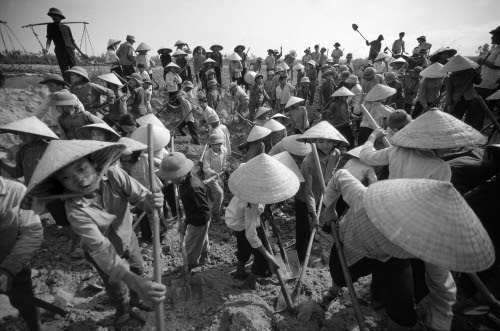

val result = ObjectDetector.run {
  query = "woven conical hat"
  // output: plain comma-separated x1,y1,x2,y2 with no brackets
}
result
98,73,124,87
118,137,147,155
364,84,396,102
135,42,152,52
429,47,457,63
76,123,121,141
331,86,354,98
228,53,242,61
26,140,125,196
172,49,187,56
364,178,495,272
390,108,486,149
165,62,181,69
285,96,304,109
272,151,305,182
228,153,300,204
135,114,165,128
374,52,389,61
297,121,349,145
271,113,289,120
279,62,290,71
441,55,478,72
390,57,406,65
346,146,363,158
0,116,58,140
204,58,216,64
293,63,305,71
486,89,500,101
281,134,312,156
174,40,186,46
157,46,172,53
264,119,286,132
419,63,446,78
107,38,121,48
130,125,171,151
255,107,271,119
247,125,271,142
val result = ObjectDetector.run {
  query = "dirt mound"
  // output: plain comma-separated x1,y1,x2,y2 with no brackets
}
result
209,293,274,331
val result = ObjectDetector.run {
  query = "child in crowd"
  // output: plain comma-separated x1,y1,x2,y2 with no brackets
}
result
207,114,231,155
165,62,182,106
22,140,167,328
306,60,317,106
297,77,310,104
67,66,115,114
264,71,277,109
157,152,212,270
76,122,121,142
248,74,271,121
323,87,355,147
198,97,218,127
142,76,153,113
230,82,249,122
127,73,148,118
177,91,200,145
206,79,221,111
97,73,127,127
203,133,228,222
284,96,309,134
53,91,103,140
135,42,156,86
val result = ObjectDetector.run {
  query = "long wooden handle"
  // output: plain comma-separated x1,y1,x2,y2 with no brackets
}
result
147,124,166,331
360,104,392,147
477,96,500,134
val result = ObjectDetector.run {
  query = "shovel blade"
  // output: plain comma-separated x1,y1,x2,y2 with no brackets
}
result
286,250,301,279
274,290,288,312
352,23,359,31
171,277,192,302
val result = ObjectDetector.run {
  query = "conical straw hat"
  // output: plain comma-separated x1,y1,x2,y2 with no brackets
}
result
272,151,305,182
172,49,187,57
228,53,242,61
255,107,271,119
0,116,58,140
281,134,312,156
130,125,171,151
363,178,495,272
174,40,186,46
374,52,389,61
264,119,286,132
364,84,396,102
157,46,172,53
271,113,289,120
204,58,216,64
331,86,354,98
486,89,500,101
165,62,181,69
419,63,446,78
390,108,486,149
346,146,363,158
285,96,304,109
26,140,125,197
390,57,406,65
441,55,478,72
135,114,165,128
429,47,457,63
76,123,121,141
98,73,124,87
279,62,290,71
293,63,305,71
228,153,300,204
135,42,152,51
107,38,121,48
118,137,147,155
297,121,349,145
247,125,271,142
244,71,257,85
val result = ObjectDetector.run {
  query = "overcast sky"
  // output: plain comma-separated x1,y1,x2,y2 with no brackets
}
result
1,0,498,59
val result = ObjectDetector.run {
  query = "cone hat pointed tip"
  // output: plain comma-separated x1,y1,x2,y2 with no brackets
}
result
282,134,312,156
247,125,271,142
297,121,349,145
272,151,305,182
364,84,396,102
0,116,59,140
264,119,286,132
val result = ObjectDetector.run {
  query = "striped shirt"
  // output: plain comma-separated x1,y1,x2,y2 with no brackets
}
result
343,158,377,187
15,139,49,184
203,146,227,178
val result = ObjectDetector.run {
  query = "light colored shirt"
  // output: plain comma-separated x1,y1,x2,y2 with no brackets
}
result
0,177,43,276
245,203,264,248
104,50,120,68
233,86,249,102
348,84,363,115
65,166,150,283
331,49,343,63
276,83,295,105
203,146,227,178
265,55,275,70
323,170,455,330
359,101,393,129
359,141,451,181
128,154,163,189
225,196,246,231
343,158,377,186
373,60,387,75
476,45,500,90
165,72,182,92
136,54,155,74
201,105,217,123
210,124,231,156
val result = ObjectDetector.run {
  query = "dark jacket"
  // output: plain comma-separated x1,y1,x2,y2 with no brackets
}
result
46,23,76,50
179,171,211,226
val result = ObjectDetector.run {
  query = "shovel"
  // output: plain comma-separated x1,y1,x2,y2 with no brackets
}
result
352,23,380,57
169,136,193,301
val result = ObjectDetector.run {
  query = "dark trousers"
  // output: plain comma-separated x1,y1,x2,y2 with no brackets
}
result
404,102,413,114
55,47,76,81
234,228,270,277
451,97,484,131
138,209,168,242
162,183,178,218
178,120,199,144
308,83,316,105
45,199,70,227
470,87,496,131
357,127,373,145
215,66,222,86
168,91,179,106
7,266,41,331
337,125,355,147
120,65,136,93
84,232,144,311
411,101,429,118
329,245,428,327
295,198,312,263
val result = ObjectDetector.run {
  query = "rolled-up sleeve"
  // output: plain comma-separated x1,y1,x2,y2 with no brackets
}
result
302,161,317,213
245,203,264,248
359,141,393,166
0,208,43,276
324,169,366,208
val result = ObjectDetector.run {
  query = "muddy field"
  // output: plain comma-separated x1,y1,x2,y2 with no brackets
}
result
0,64,497,331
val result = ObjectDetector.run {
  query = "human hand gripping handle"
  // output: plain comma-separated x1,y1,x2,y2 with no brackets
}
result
122,272,166,304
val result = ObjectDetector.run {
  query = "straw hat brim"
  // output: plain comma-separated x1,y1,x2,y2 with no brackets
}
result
486,89,500,101
26,140,125,197
364,84,396,102
346,146,363,158
364,178,495,272
118,137,147,155
331,87,355,98
0,116,59,140
419,63,446,78
285,96,304,109
390,108,486,149
228,153,300,204
297,121,349,145
247,126,272,142
228,53,242,61
281,135,312,156
76,123,121,141
65,68,89,81
272,151,305,182
135,114,166,128
130,125,171,151
98,73,124,87
156,158,194,181
255,107,271,119
264,119,286,132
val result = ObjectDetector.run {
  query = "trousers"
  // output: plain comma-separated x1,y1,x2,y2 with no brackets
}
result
207,180,223,217
294,198,312,263
6,266,41,331
234,227,270,277
55,46,76,80
178,120,199,144
184,220,211,268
